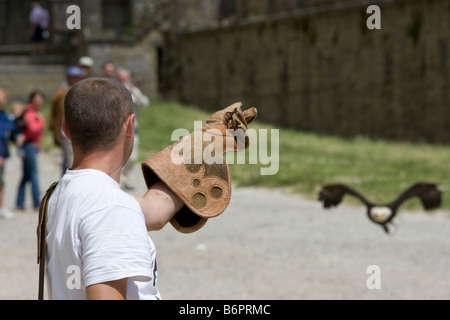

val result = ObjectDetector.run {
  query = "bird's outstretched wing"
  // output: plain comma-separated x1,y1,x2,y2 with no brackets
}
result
389,182,442,211
318,184,372,208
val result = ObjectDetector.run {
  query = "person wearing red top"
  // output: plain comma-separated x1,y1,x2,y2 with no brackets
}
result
16,90,45,210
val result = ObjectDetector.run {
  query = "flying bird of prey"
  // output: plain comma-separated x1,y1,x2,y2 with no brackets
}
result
318,182,442,233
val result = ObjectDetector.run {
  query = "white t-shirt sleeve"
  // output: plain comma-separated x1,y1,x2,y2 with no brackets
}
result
79,204,153,287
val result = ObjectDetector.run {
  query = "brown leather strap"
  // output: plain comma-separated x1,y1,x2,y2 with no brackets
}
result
37,182,58,300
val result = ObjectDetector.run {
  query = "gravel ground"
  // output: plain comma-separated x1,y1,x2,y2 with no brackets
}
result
1,148,449,300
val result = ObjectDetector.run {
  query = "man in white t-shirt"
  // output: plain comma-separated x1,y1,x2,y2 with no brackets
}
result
46,78,183,299
44,77,258,300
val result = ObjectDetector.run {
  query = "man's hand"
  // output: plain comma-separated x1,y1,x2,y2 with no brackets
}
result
141,102,258,233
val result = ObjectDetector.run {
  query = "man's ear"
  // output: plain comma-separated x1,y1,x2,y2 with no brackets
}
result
125,113,136,138
62,118,71,141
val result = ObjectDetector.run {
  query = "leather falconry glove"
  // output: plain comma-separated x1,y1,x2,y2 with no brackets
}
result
142,102,257,233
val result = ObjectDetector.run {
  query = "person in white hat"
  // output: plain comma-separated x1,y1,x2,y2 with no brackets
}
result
78,56,94,78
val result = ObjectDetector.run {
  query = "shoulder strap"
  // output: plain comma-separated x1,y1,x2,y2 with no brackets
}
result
37,181,58,300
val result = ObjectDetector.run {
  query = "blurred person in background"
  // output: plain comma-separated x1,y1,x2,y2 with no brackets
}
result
101,61,116,78
78,56,94,79
29,2,50,55
117,67,149,190
0,89,16,219
49,66,84,176
16,90,46,211
9,101,27,158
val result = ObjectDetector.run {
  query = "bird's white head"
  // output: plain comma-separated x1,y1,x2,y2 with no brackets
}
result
369,206,392,222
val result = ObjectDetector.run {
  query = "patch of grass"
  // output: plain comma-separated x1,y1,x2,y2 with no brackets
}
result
138,101,210,156
137,101,449,211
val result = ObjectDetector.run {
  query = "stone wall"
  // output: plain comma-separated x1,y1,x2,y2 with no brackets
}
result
175,0,450,144
0,27,161,105
0,61,65,103
0,0,161,106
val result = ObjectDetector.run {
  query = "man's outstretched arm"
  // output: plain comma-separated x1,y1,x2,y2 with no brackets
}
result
132,181,184,231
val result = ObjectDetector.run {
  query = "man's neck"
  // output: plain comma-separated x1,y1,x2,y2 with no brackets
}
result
71,149,124,183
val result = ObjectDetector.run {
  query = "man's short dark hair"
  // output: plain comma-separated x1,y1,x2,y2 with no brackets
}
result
64,77,133,152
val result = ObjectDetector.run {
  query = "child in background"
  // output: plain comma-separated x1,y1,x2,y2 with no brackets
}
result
9,101,26,157
0,89,16,219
